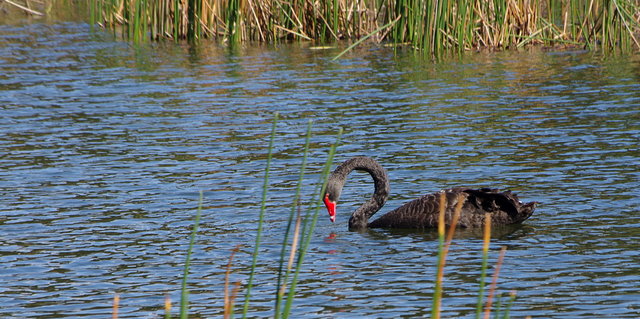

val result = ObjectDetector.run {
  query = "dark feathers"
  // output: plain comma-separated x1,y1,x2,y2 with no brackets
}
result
324,157,537,231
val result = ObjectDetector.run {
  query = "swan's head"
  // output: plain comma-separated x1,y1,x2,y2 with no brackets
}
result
323,179,342,223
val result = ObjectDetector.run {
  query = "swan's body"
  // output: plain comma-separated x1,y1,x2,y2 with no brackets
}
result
322,156,537,231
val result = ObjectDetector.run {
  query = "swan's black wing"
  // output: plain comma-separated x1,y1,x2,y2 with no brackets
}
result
368,187,536,229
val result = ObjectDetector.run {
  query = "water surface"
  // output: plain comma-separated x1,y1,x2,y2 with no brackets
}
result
1,21,639,318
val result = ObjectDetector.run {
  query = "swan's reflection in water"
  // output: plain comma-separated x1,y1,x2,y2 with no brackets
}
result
349,224,536,241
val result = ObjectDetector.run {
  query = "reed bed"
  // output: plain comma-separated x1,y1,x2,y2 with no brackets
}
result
90,0,640,54
2,0,45,16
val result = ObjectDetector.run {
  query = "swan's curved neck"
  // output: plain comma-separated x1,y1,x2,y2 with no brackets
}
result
326,157,390,230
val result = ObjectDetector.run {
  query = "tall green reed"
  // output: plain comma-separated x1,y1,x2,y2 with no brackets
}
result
225,0,241,43
168,112,342,318
274,119,313,316
179,190,204,319
241,112,279,317
280,128,342,318
237,113,342,318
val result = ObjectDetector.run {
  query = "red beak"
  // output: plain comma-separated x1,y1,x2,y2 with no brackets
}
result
323,194,336,223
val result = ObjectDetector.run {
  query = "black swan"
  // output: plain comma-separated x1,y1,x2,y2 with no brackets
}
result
322,156,537,231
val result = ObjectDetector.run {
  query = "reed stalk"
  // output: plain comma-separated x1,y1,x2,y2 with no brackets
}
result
225,0,241,43
430,192,447,319
431,193,465,318
332,16,401,61
274,119,313,317
483,246,507,319
281,128,343,318
179,190,204,319
282,211,302,287
164,294,171,319
241,112,278,317
274,209,303,316
475,213,492,319
112,293,119,319
502,291,517,319
224,245,242,319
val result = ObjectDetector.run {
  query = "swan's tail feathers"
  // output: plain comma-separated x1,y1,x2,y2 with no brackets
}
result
516,201,538,223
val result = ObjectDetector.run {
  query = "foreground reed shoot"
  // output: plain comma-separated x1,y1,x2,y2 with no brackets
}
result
224,245,242,319
112,293,119,319
179,190,204,319
484,246,508,319
476,213,492,319
279,128,343,318
241,112,279,317
431,192,465,318
431,195,515,318
274,120,313,317
239,113,342,318
164,294,171,319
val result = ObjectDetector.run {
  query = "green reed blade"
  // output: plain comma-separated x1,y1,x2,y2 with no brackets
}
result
89,0,96,31
274,119,313,318
226,0,241,43
241,112,278,317
179,190,204,319
332,18,401,61
332,0,338,34
501,291,517,319
612,0,640,50
494,293,503,318
281,128,342,318
173,0,179,40
133,0,140,42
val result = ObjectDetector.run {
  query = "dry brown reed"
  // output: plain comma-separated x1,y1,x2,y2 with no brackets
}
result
223,245,242,319
164,293,171,318
112,293,119,319
3,0,44,15
483,246,507,319
279,211,302,297
432,192,465,318
475,212,492,318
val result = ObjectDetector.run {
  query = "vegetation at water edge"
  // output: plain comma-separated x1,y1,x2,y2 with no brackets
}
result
87,0,640,56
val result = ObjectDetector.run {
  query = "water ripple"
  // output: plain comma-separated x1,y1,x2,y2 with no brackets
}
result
1,23,639,318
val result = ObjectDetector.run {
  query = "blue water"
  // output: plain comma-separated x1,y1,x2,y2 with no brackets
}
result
1,21,639,318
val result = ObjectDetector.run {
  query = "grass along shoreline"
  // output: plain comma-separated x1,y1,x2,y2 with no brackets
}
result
88,0,640,56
